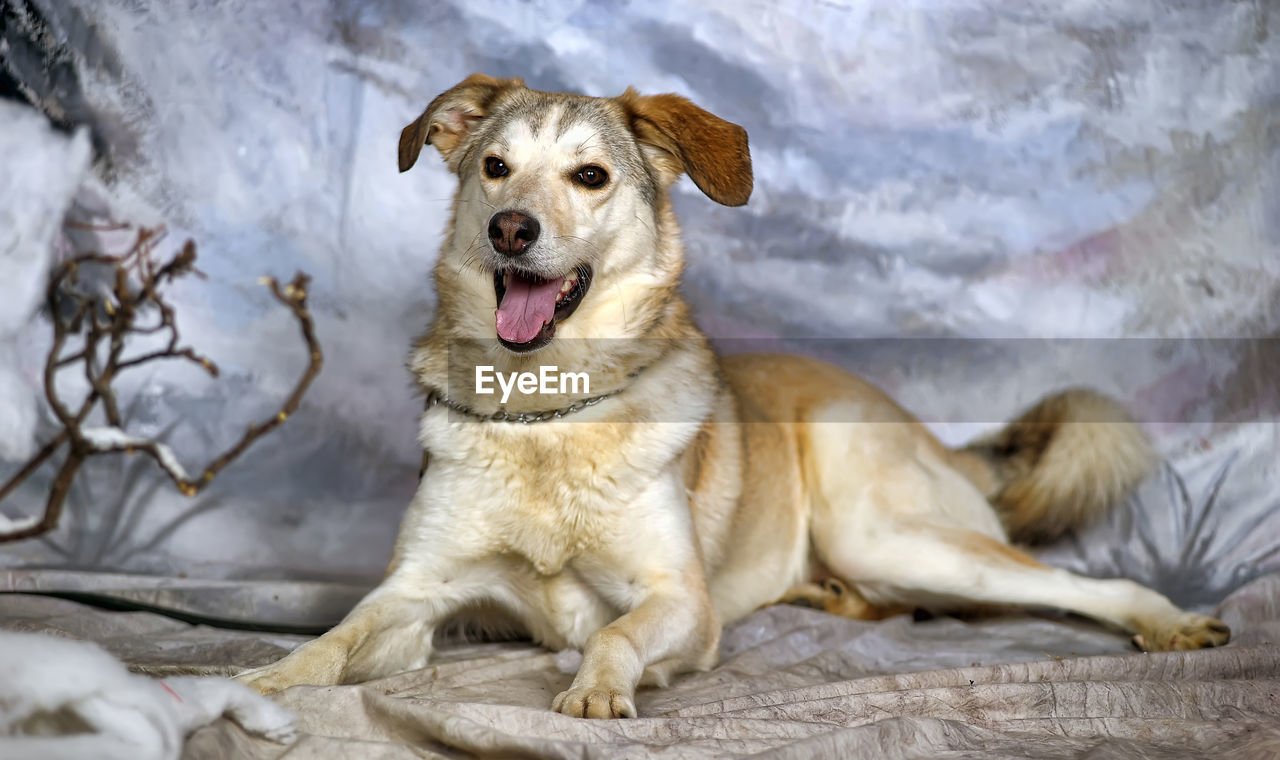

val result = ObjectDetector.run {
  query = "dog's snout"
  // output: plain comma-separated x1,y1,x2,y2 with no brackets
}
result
488,210,540,256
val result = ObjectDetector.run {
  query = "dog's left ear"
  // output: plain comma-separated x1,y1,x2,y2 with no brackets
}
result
399,73,525,173
618,89,752,207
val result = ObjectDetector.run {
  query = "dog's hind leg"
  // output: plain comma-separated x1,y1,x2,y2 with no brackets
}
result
816,518,1229,651
806,464,1230,651
803,420,1229,651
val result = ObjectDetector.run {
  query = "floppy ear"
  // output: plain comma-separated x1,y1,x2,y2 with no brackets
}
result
398,73,524,173
617,88,753,206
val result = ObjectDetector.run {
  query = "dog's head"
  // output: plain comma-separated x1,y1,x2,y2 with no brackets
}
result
400,74,752,354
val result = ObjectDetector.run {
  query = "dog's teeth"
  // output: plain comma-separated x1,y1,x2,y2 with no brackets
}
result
560,280,574,293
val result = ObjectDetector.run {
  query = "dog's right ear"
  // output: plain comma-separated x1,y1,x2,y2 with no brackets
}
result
398,74,524,173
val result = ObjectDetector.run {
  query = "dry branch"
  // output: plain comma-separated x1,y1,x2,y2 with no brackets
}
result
0,225,322,542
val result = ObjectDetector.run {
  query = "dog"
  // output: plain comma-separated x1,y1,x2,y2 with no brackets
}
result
236,74,1230,718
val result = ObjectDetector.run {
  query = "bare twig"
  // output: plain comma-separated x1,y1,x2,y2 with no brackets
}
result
0,224,323,542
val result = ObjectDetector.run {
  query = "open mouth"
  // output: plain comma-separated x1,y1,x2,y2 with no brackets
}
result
493,265,593,353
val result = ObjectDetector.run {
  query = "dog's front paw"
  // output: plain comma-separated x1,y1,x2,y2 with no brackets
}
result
1132,613,1231,652
552,684,637,719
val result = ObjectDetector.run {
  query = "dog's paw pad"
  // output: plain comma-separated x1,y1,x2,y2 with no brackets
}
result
552,684,636,719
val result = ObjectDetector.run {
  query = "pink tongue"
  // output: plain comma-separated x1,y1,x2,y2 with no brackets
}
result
495,273,566,344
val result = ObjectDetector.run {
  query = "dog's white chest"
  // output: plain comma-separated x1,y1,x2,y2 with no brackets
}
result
496,504,604,576
423,416,655,575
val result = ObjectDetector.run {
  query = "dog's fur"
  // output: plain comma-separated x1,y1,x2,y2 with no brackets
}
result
237,75,1230,718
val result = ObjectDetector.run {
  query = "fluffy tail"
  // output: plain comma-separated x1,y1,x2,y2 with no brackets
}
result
955,389,1155,544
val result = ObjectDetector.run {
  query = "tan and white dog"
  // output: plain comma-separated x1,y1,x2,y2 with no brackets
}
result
237,75,1230,718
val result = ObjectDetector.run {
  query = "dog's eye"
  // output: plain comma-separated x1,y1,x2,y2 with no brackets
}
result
484,157,509,179
574,165,608,188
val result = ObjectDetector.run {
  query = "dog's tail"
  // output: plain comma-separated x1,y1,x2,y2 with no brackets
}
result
952,389,1154,544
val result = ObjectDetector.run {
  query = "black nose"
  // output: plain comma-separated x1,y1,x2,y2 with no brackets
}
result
488,210,540,256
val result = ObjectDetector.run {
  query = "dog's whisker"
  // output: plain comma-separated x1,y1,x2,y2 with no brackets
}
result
551,234,604,266
453,228,492,275
631,211,658,238
613,281,630,333
455,198,498,212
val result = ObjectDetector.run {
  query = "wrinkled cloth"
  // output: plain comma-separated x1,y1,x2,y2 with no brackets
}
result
2,575,1277,759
